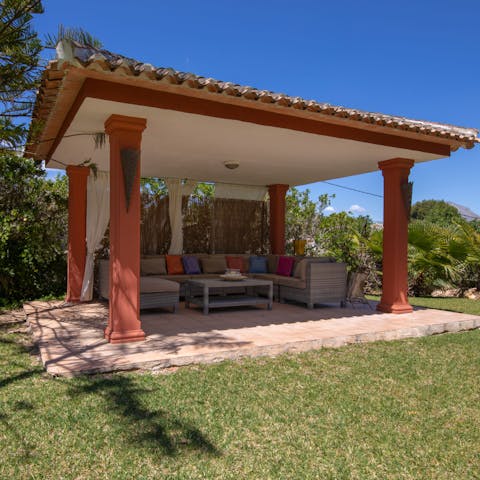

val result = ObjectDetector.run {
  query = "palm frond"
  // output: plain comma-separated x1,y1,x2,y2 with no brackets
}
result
44,24,102,49
93,132,106,149
77,159,98,178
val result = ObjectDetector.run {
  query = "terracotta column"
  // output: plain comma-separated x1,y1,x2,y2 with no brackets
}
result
268,184,289,255
377,158,414,314
104,114,147,344
66,165,90,302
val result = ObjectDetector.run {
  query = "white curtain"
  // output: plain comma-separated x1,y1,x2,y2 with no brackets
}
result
80,171,110,301
215,183,267,201
165,178,197,254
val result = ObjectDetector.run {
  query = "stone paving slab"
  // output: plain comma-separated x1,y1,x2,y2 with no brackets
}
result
23,300,480,377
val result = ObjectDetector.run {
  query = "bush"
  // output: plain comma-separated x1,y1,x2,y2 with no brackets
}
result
0,154,68,306
411,199,464,226
316,212,382,293
285,187,330,254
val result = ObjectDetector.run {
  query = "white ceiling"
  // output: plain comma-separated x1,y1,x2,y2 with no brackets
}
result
50,98,445,186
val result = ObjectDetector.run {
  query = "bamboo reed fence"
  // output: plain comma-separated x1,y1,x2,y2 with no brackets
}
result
140,194,269,254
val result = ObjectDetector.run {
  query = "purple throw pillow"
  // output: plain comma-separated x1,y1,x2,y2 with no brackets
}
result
276,256,295,276
182,256,201,274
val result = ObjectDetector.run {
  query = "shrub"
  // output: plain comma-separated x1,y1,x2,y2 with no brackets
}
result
0,154,68,306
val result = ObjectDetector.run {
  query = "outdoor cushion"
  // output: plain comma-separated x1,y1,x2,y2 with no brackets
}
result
189,273,222,279
276,256,295,276
201,256,227,274
140,277,180,294
182,255,201,274
140,257,167,276
293,259,308,280
251,273,281,284
267,255,279,273
226,256,247,273
166,255,184,275
249,256,268,273
276,276,307,289
162,274,191,283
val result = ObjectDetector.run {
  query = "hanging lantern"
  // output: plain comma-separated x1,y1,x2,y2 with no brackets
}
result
401,181,413,220
120,148,139,212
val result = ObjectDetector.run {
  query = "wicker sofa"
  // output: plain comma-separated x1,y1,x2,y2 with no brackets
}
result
98,260,180,312
98,254,347,310
278,260,347,309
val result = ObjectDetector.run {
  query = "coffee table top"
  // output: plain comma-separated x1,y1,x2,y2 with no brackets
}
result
187,278,272,288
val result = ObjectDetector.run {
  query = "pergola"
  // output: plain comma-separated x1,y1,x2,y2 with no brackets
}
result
29,40,479,344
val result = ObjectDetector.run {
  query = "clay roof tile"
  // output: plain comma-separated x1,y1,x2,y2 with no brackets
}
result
32,40,479,151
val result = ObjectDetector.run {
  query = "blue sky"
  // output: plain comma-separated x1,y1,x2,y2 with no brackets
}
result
33,0,479,221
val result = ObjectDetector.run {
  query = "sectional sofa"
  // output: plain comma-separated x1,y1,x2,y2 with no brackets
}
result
98,254,347,311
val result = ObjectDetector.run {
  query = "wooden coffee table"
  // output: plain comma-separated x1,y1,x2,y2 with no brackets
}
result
185,278,273,315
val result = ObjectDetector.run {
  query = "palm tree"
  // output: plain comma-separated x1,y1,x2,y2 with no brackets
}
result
44,24,102,49
456,222,480,290
407,221,474,295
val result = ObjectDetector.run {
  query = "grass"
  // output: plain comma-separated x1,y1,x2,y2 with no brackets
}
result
0,293,65,314
367,295,480,316
1,300,480,479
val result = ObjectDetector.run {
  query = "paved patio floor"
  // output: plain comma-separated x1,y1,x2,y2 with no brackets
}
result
24,300,480,377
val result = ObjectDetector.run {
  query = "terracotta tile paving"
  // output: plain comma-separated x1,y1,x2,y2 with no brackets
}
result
23,300,480,377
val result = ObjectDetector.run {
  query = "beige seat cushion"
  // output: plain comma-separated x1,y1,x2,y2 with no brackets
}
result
201,256,227,273
276,276,306,289
140,257,167,276
251,273,305,289
161,274,191,283
267,255,279,273
293,259,308,280
140,277,180,294
250,273,282,284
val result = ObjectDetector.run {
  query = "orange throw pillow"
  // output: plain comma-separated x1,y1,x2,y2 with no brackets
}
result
166,255,184,275
226,256,246,273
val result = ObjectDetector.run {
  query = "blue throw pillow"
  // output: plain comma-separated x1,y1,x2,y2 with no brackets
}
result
249,256,268,273
182,255,201,274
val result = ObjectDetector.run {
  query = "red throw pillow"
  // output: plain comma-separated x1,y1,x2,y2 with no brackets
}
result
276,256,295,276
226,256,246,273
166,255,184,275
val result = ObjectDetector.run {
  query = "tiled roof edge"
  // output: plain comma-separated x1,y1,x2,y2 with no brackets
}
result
36,39,480,151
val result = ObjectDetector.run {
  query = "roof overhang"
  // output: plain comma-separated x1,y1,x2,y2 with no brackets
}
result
28,42,478,186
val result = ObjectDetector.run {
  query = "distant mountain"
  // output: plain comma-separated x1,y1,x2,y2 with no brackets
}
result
448,202,480,221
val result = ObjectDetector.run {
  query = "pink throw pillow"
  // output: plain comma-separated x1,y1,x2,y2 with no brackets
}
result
276,256,295,276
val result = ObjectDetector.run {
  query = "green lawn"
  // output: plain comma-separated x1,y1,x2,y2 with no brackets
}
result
367,295,480,316
1,301,480,479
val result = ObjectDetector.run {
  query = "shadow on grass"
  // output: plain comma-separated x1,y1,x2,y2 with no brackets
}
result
69,376,221,458
0,369,39,389
0,330,39,355
0,332,41,390
0,411,34,460
0,330,38,459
